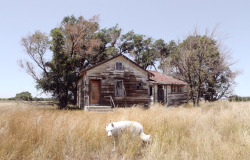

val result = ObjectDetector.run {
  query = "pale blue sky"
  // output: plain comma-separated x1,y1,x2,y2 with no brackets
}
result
0,0,249,98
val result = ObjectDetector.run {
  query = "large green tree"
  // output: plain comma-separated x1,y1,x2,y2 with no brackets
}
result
96,24,121,58
37,28,78,109
120,31,158,69
154,39,176,74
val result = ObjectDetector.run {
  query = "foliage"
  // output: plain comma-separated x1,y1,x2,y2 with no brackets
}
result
21,15,119,109
15,91,33,101
37,28,77,108
120,31,158,69
33,97,54,101
20,15,238,108
59,15,102,70
165,31,236,106
20,31,50,81
96,24,121,57
20,15,166,108
229,95,250,102
155,39,177,74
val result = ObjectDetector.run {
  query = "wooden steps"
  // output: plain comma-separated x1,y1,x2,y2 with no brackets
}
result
84,106,113,112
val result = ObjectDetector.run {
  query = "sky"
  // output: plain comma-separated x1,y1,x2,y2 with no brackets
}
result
0,0,249,98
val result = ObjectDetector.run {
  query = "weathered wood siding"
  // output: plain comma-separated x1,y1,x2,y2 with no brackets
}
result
151,84,188,106
166,85,188,105
78,56,150,107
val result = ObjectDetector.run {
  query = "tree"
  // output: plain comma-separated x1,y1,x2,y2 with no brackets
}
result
154,39,176,74
15,91,33,101
96,24,121,59
20,16,101,109
202,53,236,101
20,31,50,81
60,15,102,71
20,15,122,109
166,30,236,106
120,31,157,69
36,28,78,109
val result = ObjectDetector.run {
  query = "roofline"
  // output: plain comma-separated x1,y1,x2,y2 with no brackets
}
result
147,70,188,85
153,82,186,85
80,54,154,77
149,79,186,85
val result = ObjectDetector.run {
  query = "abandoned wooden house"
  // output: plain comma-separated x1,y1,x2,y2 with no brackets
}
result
77,54,188,109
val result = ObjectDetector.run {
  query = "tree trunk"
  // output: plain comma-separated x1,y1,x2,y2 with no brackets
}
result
195,77,202,106
195,92,200,106
190,87,196,106
72,88,77,105
58,90,69,109
58,97,68,109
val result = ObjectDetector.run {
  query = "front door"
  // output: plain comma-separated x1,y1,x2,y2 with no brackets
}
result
90,80,100,105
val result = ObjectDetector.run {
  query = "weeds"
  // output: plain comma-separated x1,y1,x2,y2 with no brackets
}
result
0,101,249,160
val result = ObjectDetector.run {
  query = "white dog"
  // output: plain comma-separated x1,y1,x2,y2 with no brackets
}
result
106,121,151,151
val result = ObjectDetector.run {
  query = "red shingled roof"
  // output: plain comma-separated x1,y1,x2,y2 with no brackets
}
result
148,70,187,85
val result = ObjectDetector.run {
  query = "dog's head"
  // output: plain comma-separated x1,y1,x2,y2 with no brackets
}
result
106,122,115,137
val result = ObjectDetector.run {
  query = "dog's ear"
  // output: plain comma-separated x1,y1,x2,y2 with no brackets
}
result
111,123,114,127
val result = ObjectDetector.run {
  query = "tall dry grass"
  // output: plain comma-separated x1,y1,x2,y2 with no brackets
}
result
0,101,249,160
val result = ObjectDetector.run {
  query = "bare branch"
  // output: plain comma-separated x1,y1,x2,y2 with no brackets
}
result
20,31,50,77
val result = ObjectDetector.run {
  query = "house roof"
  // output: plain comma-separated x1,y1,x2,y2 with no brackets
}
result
148,70,187,85
80,54,154,77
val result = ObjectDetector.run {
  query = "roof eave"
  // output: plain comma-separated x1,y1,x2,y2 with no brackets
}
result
79,54,154,76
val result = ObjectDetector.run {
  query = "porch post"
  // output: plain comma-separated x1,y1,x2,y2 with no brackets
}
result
80,77,85,109
163,85,167,104
154,84,158,102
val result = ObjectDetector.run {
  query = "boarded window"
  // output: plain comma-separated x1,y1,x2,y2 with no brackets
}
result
136,82,143,90
116,62,123,70
115,80,125,97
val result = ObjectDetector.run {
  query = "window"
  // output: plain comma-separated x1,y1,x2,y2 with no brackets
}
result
171,85,183,93
116,62,123,70
115,80,125,97
136,82,143,90
178,86,182,93
171,85,176,93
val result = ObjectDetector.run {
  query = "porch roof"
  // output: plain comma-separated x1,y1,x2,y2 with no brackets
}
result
147,70,187,85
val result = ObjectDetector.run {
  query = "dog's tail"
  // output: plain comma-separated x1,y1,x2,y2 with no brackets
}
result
140,130,151,142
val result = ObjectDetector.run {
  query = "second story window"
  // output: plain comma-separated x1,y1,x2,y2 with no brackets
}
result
136,82,143,90
116,62,123,70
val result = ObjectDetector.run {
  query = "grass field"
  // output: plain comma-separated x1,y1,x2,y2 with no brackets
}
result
0,101,249,160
